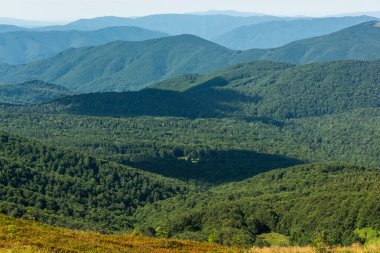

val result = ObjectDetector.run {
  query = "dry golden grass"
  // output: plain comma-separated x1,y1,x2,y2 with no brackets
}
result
250,243,380,253
1,215,380,253
0,215,239,253
250,246,314,253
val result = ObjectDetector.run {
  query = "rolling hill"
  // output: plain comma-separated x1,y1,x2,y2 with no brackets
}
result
0,131,188,232
134,163,380,246
0,80,71,104
0,35,259,92
0,22,379,92
213,16,378,49
49,60,380,120
0,26,167,64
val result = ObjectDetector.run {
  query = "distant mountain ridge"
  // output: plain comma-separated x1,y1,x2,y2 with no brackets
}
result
191,10,267,17
0,26,167,64
0,34,257,92
0,22,379,92
213,16,378,49
0,24,28,33
250,21,380,63
36,14,286,38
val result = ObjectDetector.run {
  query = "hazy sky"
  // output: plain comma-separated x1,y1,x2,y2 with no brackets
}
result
1,0,380,21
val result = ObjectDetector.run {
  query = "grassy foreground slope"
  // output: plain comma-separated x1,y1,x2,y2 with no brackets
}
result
1,214,380,253
0,214,234,253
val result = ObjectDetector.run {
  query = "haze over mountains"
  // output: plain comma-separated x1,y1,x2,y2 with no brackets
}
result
0,21,379,93
0,15,376,65
213,16,377,49
0,26,166,64
36,14,285,39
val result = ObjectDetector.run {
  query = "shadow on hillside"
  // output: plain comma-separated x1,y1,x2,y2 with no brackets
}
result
120,149,302,184
55,79,262,120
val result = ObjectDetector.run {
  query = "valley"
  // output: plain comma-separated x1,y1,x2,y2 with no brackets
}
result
0,8,379,253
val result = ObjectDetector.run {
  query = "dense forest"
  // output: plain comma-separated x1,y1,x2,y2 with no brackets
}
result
134,164,380,246
0,80,71,104
30,60,378,121
0,132,188,232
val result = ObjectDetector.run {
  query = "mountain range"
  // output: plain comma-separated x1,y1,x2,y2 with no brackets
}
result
0,26,166,64
0,15,376,66
36,14,285,39
213,16,377,49
0,22,379,93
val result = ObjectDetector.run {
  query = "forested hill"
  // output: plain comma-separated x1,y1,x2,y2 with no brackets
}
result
0,80,71,104
134,163,380,246
0,26,167,65
0,22,379,92
48,60,380,120
0,131,189,232
0,35,251,92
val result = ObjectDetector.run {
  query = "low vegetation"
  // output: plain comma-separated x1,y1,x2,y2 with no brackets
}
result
0,214,235,253
1,215,380,253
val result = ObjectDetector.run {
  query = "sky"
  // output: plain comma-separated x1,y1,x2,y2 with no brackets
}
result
1,0,380,21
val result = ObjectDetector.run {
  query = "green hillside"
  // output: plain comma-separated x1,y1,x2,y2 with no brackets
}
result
213,16,377,49
0,26,167,64
0,35,256,92
52,60,380,120
134,163,380,246
0,80,71,104
0,131,188,232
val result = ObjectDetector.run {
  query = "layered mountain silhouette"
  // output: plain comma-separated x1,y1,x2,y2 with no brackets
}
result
0,22,379,92
0,26,167,64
